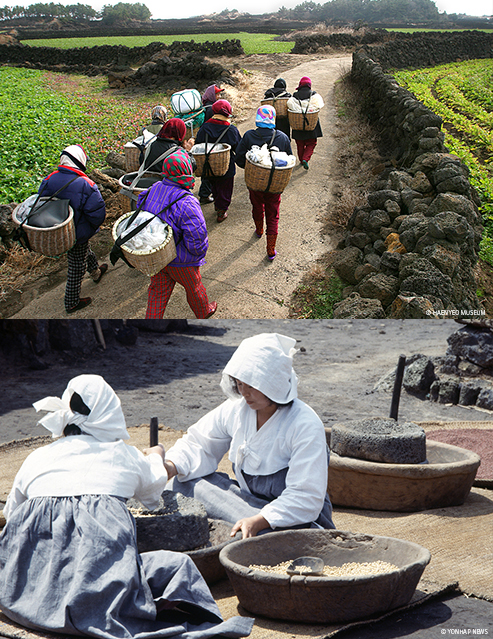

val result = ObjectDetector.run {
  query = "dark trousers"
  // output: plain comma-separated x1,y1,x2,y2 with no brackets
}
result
211,177,235,212
249,189,281,235
65,242,98,310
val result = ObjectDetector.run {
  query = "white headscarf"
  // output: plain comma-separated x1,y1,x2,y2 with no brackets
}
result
33,374,129,442
220,333,298,404
60,144,87,171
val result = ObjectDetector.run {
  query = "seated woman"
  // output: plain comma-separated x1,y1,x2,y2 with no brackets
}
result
165,333,335,539
142,118,196,173
0,374,252,639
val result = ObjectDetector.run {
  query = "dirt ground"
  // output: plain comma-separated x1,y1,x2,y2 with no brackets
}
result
2,318,492,442
7,53,353,319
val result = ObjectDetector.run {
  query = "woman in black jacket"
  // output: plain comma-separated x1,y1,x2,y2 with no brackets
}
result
264,78,291,138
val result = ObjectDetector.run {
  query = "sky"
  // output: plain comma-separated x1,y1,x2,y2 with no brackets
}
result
12,0,492,20
73,0,493,20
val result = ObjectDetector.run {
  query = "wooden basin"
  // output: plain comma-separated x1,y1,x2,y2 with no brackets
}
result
219,529,430,623
326,429,481,512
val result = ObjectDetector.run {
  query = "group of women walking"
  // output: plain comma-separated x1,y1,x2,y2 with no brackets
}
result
35,77,323,318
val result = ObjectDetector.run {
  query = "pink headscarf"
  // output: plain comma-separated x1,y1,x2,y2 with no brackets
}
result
297,76,312,89
212,99,232,117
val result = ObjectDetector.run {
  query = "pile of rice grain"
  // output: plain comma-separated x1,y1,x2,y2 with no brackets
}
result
249,560,398,577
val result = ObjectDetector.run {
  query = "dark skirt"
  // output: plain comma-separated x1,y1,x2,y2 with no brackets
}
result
0,495,253,639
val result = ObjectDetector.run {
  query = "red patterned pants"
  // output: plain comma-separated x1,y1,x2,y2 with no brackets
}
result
146,265,212,319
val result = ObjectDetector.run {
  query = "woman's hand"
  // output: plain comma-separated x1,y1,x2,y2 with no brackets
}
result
184,137,195,151
143,444,178,480
143,443,165,460
230,514,270,539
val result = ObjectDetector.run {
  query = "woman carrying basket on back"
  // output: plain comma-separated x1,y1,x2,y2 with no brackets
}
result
287,76,324,170
136,148,217,319
235,105,292,260
264,78,292,138
195,100,242,224
37,144,108,314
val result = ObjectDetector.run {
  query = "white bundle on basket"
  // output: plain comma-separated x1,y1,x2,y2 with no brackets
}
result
191,142,229,154
117,212,168,253
286,93,324,113
246,144,296,169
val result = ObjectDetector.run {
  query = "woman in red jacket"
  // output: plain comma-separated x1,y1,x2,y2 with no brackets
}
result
38,145,107,314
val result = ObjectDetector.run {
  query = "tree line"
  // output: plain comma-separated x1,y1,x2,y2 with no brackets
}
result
0,2,151,22
276,0,442,24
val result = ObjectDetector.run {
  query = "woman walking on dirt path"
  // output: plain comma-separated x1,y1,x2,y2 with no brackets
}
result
287,76,324,170
264,78,292,138
235,105,293,260
0,374,253,639
38,145,108,314
139,148,217,320
195,99,242,224
198,85,224,205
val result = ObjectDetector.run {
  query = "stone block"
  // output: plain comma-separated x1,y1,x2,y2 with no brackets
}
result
330,418,427,464
127,491,209,552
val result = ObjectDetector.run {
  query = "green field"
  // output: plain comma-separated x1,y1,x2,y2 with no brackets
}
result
0,68,157,203
22,32,294,55
393,59,493,264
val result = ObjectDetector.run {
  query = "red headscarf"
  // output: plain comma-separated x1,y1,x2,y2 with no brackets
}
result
158,118,187,141
212,100,232,117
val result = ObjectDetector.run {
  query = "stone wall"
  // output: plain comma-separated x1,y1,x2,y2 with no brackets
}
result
0,38,243,76
330,38,489,319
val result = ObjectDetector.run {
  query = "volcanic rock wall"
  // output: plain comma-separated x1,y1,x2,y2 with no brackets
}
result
331,36,489,319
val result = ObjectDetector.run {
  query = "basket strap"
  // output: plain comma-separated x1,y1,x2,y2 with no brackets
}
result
264,130,278,193
115,193,188,249
203,125,231,178
121,145,180,201
297,96,312,131
23,175,79,227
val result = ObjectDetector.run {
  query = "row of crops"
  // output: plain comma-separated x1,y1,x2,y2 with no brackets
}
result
393,59,493,265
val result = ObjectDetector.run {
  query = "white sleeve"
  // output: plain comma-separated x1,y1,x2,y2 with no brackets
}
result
166,401,233,481
259,416,328,529
3,483,27,522
129,448,168,511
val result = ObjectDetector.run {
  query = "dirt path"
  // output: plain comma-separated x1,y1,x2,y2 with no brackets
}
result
11,55,352,319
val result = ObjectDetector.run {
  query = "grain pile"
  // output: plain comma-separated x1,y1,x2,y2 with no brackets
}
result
249,560,399,577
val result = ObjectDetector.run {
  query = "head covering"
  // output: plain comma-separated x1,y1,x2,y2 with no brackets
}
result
212,99,232,117
220,333,298,404
256,104,276,129
274,78,287,89
151,104,168,123
60,144,87,171
158,117,187,142
202,84,222,104
297,76,311,89
33,374,129,442
161,147,195,190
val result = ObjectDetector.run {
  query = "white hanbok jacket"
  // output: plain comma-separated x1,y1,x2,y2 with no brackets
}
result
4,435,167,520
167,397,329,529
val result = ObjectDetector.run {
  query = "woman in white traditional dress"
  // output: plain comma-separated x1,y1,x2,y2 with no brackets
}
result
165,333,335,539
0,374,253,639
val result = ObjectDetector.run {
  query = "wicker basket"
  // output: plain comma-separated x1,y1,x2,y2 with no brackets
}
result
192,144,231,178
288,109,320,132
124,143,141,172
261,97,289,118
112,212,176,277
244,158,293,194
118,172,162,214
12,200,76,256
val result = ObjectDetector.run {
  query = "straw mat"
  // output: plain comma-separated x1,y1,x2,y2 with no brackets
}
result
0,426,490,639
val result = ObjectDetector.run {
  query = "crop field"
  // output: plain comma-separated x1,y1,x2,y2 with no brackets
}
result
394,59,493,264
0,68,157,203
22,32,294,55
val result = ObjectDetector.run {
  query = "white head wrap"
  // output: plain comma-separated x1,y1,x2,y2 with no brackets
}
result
60,144,87,171
33,374,129,442
220,333,298,404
